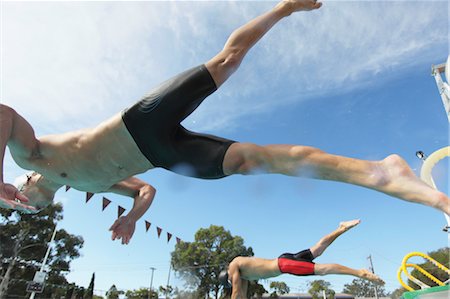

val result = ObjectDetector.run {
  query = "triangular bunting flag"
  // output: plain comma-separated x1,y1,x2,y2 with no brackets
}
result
176,237,181,244
145,221,151,232
65,186,71,192
118,206,126,218
167,232,172,243
156,227,162,238
102,197,111,211
86,192,94,203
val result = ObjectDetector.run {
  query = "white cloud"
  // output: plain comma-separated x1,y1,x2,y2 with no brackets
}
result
187,1,448,132
1,1,447,135
3,2,171,131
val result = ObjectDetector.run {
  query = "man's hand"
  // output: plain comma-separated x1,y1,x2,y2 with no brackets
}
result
281,0,322,14
107,178,156,245
0,182,37,213
109,216,136,245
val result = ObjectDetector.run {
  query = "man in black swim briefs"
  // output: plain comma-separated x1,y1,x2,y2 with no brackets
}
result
1,0,449,245
218,220,384,299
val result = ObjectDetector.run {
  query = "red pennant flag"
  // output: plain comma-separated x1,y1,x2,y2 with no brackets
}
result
167,232,172,243
145,221,151,232
176,237,181,244
118,206,126,218
65,186,71,192
86,192,94,203
156,227,162,238
102,197,111,211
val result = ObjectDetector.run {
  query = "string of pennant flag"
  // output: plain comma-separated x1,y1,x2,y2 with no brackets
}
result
64,185,182,245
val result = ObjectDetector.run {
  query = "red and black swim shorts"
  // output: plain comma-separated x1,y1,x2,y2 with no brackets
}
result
278,249,315,276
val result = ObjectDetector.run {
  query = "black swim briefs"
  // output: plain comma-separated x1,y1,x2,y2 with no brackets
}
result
122,65,236,179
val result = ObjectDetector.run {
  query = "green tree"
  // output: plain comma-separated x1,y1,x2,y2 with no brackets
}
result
106,284,124,299
0,204,84,299
408,247,449,289
308,280,335,299
269,281,289,297
159,284,174,298
171,225,253,299
173,287,200,299
65,283,76,299
84,272,95,299
269,292,279,298
248,281,267,298
343,278,387,297
75,286,87,298
125,287,158,298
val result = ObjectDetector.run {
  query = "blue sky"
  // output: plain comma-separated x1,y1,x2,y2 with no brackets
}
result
1,0,449,297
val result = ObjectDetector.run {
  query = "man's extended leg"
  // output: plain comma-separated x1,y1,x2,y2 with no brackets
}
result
223,143,450,215
315,263,384,284
202,0,449,214
309,219,360,259
205,0,321,88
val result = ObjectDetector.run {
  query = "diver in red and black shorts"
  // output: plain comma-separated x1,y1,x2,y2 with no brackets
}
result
219,220,384,299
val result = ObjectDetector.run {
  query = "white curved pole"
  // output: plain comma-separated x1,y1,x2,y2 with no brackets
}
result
420,146,450,229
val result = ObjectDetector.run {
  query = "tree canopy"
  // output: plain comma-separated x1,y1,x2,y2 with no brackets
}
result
342,278,387,297
124,287,158,299
106,284,124,299
308,280,335,299
269,281,290,297
0,204,84,299
247,280,267,298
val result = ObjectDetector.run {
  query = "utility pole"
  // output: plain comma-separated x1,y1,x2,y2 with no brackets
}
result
166,264,172,299
367,255,379,299
29,224,58,299
148,267,156,299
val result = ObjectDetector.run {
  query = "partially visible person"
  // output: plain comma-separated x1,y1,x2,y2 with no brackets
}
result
219,220,384,299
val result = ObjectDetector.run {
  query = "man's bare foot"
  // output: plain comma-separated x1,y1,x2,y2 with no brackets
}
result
359,269,385,285
339,219,361,232
375,154,450,215
278,0,322,16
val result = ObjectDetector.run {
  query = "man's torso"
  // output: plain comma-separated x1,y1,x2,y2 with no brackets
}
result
13,114,152,192
237,257,281,280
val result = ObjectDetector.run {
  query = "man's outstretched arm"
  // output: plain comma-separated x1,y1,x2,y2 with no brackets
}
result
107,176,156,244
0,104,38,210
229,261,247,299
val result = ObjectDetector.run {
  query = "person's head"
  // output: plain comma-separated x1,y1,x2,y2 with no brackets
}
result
14,172,54,213
218,267,232,289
